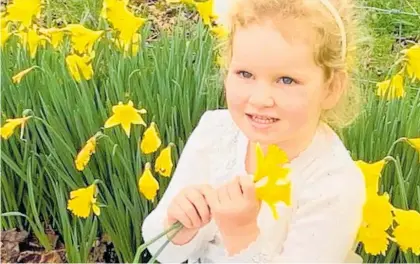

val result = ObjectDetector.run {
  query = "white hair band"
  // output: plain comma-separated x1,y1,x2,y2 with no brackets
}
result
318,0,347,61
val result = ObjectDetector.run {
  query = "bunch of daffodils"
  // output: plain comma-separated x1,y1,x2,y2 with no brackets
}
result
356,137,420,256
376,44,420,100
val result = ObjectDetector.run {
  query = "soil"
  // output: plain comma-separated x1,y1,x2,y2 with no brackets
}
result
0,227,130,263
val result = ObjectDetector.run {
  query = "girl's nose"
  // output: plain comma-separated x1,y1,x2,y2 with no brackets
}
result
248,82,275,108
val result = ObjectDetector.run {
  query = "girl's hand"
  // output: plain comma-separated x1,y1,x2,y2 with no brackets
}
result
165,184,214,245
206,176,261,237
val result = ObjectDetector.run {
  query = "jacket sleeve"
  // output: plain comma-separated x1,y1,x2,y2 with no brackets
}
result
141,111,217,263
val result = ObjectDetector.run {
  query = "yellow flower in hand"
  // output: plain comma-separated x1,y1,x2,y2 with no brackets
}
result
63,24,103,54
140,122,161,154
253,143,291,220
254,143,289,183
255,178,291,220
75,136,97,171
402,44,420,82
65,53,95,82
0,116,31,139
4,0,42,28
392,208,420,255
355,159,386,195
39,27,65,49
155,144,174,177
138,163,159,201
405,138,420,162
67,183,100,218
376,73,405,100
12,66,37,84
104,100,147,137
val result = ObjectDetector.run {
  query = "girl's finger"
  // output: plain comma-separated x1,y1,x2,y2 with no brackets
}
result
168,202,193,229
186,188,211,224
218,184,231,204
177,196,201,228
239,175,256,201
203,186,219,212
228,176,243,200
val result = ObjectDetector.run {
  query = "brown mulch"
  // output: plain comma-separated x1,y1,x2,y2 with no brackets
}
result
1,227,118,263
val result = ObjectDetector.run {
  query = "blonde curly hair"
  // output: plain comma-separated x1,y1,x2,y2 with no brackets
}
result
218,0,370,130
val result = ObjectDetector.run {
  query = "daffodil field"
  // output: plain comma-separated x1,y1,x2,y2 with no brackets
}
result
1,0,419,263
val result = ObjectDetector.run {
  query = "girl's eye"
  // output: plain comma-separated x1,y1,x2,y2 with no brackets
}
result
237,71,253,79
278,76,295,85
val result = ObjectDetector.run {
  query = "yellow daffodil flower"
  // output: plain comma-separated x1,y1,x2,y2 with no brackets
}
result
113,33,140,57
65,53,94,82
4,0,42,28
215,53,226,68
75,136,97,171
362,193,393,230
392,208,420,255
155,144,174,177
12,66,37,84
256,177,291,220
140,122,162,154
1,27,12,47
101,0,146,47
253,143,291,219
405,138,420,162
166,0,194,4
62,24,103,54
1,12,9,28
254,143,289,183
210,25,228,40
39,27,65,49
195,0,218,26
357,193,393,256
376,73,405,100
138,163,159,201
357,225,389,256
100,0,129,20
67,183,100,218
402,44,420,82
355,159,386,195
104,100,147,137
0,116,31,139
17,27,49,59
116,14,145,46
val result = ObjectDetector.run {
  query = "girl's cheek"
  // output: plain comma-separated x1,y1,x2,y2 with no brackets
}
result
225,79,249,107
275,94,313,124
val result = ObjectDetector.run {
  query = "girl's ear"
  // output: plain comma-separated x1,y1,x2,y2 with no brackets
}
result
321,70,347,110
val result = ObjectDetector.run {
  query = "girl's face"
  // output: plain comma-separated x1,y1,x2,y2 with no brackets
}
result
225,22,338,155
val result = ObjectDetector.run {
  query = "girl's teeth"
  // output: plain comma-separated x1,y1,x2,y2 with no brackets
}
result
251,115,277,124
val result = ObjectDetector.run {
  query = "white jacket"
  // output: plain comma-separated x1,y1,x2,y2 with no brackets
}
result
142,110,365,263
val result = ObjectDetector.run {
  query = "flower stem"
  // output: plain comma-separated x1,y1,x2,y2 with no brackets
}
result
132,221,183,263
384,156,409,209
147,224,183,263
386,137,407,157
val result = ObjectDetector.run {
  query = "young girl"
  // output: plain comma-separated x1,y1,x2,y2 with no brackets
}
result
142,0,367,262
